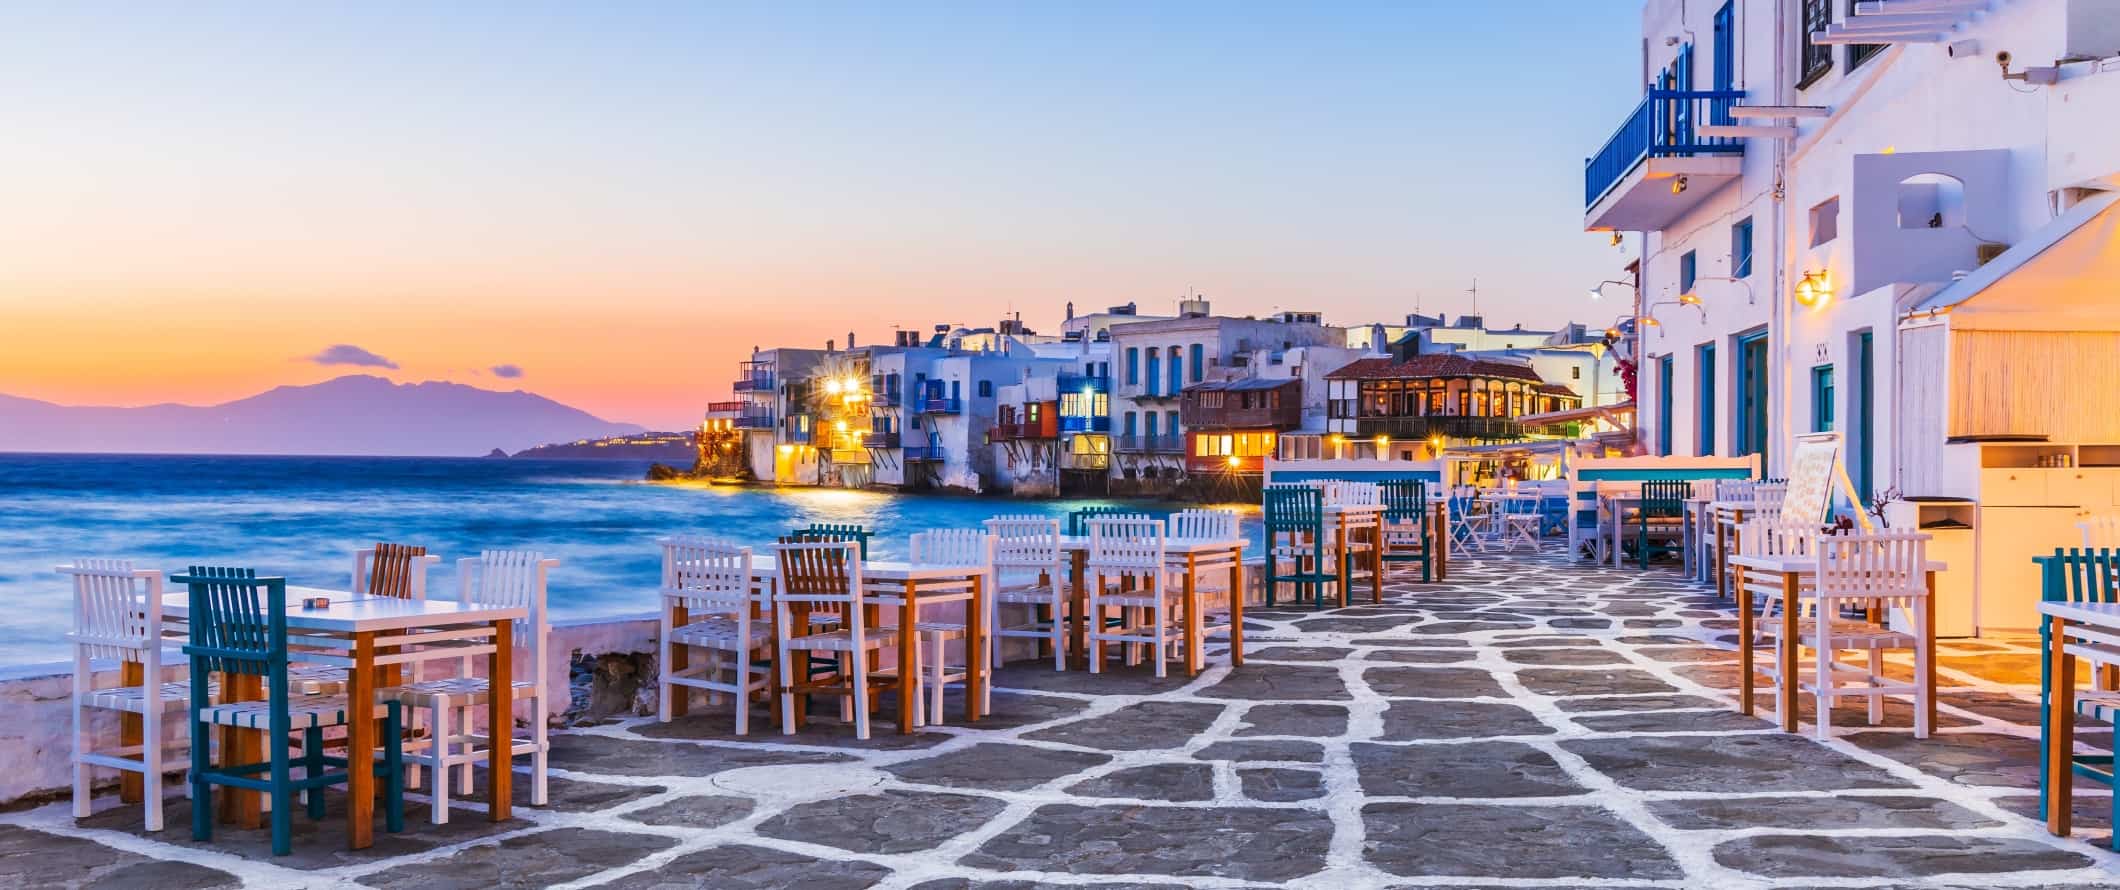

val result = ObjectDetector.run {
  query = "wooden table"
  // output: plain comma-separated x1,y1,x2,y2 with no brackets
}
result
2039,599,2120,837
163,586,522,849
749,558,988,735
1726,554,1943,733
1710,499,1759,598
1058,537,1245,675
1325,504,1385,606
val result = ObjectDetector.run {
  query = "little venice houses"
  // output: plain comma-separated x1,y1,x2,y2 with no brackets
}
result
1590,0,2120,630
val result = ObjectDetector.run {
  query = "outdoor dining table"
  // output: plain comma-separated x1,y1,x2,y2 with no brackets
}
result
1711,499,1764,598
1056,536,1246,676
161,586,523,849
2039,598,2120,837
1727,553,1944,733
743,557,989,735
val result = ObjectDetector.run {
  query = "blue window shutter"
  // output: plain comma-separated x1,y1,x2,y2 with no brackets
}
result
1189,344,1204,382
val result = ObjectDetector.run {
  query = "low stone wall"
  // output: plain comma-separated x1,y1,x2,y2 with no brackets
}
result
0,562,1273,807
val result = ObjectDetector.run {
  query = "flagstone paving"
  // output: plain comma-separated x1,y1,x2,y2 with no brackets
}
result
14,551,2120,887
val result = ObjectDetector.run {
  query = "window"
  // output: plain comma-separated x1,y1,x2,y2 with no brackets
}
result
1812,365,1836,432
1897,173,1965,230
1144,411,1158,441
1679,250,1698,294
1712,2,1736,94
1125,348,1139,385
1167,346,1182,393
1731,217,1754,278
1571,366,1581,380
1853,331,1874,499
1145,351,1160,396
976,380,992,398
1809,196,1840,247
1166,409,1179,438
1799,0,1833,88
1189,344,1204,383
1696,343,1717,456
1847,1,1884,70
1656,355,1675,457
1123,412,1137,438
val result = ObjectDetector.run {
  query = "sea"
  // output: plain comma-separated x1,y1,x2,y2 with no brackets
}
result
0,453,1260,667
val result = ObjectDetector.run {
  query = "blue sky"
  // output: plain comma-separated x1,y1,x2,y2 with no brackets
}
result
0,1,1646,426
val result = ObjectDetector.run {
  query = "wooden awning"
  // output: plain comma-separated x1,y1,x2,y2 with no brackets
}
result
1518,401,1635,426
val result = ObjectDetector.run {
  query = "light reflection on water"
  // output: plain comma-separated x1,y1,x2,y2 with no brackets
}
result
0,453,1258,666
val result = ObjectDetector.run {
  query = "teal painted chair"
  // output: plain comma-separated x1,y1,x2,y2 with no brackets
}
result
179,567,404,856
791,523,870,558
2038,548,2120,843
1634,480,1691,569
1379,479,1433,583
1264,485,1336,609
1066,506,1144,537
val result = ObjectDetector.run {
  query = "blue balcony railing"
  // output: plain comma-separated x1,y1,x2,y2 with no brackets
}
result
904,446,946,462
920,397,962,414
1585,89,1745,209
1058,373,1110,395
1060,415,1112,434
732,374,775,393
735,412,776,430
1114,434,1184,453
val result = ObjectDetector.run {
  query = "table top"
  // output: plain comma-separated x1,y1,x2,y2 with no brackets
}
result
162,587,525,632
747,558,989,582
2037,600,2120,623
1057,536,1246,554
1727,554,1948,573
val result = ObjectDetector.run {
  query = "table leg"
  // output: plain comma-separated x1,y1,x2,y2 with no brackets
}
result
965,574,986,722
347,632,375,848
488,618,513,823
1433,504,1448,581
1779,571,1800,734
1923,571,1937,733
1228,548,1245,667
1334,518,1350,608
669,603,689,718
1181,554,1199,677
898,581,918,734
120,661,143,803
1715,521,1730,599
2047,613,2075,836
1736,562,1753,715
1069,551,1089,670
1369,523,1383,603
217,671,264,829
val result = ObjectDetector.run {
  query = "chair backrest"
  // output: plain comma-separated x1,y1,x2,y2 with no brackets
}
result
2037,548,2120,605
60,559,163,664
1750,482,1789,508
985,516,1062,562
1066,506,1145,536
2081,515,2120,549
357,542,434,600
460,550,557,686
1320,480,1381,507
792,524,870,558
1640,480,1690,517
910,529,994,568
1263,485,1324,532
174,566,287,682
1087,517,1165,570
1738,518,1817,558
1379,478,1430,523
1170,508,1238,542
771,540,863,604
1812,530,1929,605
1714,479,1756,501
659,536,754,615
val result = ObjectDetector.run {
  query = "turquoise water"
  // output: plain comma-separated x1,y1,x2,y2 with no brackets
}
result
0,453,1258,666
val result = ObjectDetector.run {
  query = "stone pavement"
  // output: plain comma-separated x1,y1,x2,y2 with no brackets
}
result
11,551,2120,888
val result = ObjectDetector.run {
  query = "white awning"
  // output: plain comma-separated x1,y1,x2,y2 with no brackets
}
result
1907,191,2120,331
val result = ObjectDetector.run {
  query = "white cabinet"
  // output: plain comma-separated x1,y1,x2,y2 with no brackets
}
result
1977,506,2085,632
1886,500,1978,638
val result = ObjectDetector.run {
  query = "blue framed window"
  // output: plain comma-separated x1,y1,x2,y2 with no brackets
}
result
1656,355,1675,457
1737,329,1770,465
1679,251,1697,295
1166,409,1178,439
1167,347,1182,393
1145,351,1160,396
1696,343,1717,456
1123,412,1136,438
1188,344,1204,383
1712,2,1736,93
1854,332,1875,499
977,380,992,398
1811,365,1836,432
1125,348,1139,385
1731,217,1754,278
1144,411,1158,441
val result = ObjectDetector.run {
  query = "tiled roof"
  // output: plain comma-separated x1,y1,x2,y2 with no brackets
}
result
1325,355,1543,383
1183,377,1297,393
1536,383,1579,397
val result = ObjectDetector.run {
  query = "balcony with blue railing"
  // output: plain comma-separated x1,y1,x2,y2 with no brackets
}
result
919,396,962,414
1060,415,1112,434
732,373,776,393
903,445,946,462
1584,89,1746,232
735,410,777,430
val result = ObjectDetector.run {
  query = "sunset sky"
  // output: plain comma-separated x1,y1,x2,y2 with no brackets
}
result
1,3,1641,430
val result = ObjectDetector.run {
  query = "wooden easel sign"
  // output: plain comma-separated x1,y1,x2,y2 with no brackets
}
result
1781,432,1873,531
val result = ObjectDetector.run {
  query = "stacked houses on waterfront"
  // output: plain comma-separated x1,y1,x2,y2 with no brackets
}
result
714,301,1623,496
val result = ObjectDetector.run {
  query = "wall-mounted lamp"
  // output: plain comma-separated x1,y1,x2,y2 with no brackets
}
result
1588,279,1636,302
1795,270,1834,308
1671,175,1689,195
1677,293,1702,306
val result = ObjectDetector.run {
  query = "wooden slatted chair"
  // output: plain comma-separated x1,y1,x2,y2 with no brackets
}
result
904,529,992,723
2036,548,2120,833
355,542,438,600
983,516,1069,671
62,559,194,831
1790,531,1933,739
395,551,555,823
1264,485,1336,609
657,537,771,735
177,567,404,856
1066,506,1145,537
790,523,870,559
1085,517,1183,677
1633,480,1690,569
1379,479,1434,582
771,541,894,740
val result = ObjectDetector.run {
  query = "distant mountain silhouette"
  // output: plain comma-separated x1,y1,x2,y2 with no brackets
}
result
0,375,645,457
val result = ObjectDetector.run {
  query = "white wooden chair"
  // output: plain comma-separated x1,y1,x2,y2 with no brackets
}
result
2082,514,2120,548
395,550,555,823
657,537,771,734
1169,509,1240,665
772,541,892,740
1771,531,1933,739
1085,518,1185,677
62,559,191,831
984,516,1069,672
905,529,993,723
1499,488,1543,553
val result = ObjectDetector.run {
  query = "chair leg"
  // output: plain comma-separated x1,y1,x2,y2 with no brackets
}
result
71,698,90,821
531,695,549,807
1814,623,1834,741
1052,598,1066,672
1868,649,1885,725
189,716,210,842
850,650,872,741
143,706,164,831
734,655,752,737
1152,598,1169,680
929,635,946,726
304,726,326,822
384,704,404,835
268,729,292,857
428,702,451,824
456,709,474,797
837,654,853,723
657,631,673,723
778,645,797,736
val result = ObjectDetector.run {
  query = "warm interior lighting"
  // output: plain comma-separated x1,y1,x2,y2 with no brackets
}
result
1226,454,1242,467
823,379,843,395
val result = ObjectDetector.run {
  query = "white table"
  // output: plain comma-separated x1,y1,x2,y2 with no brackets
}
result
2038,599,2120,838
1057,536,1246,676
162,586,524,848
1727,553,1945,734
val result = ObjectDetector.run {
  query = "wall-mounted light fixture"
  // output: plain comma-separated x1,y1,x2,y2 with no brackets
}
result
1671,175,1689,195
1588,279,1636,302
1795,270,1834,308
